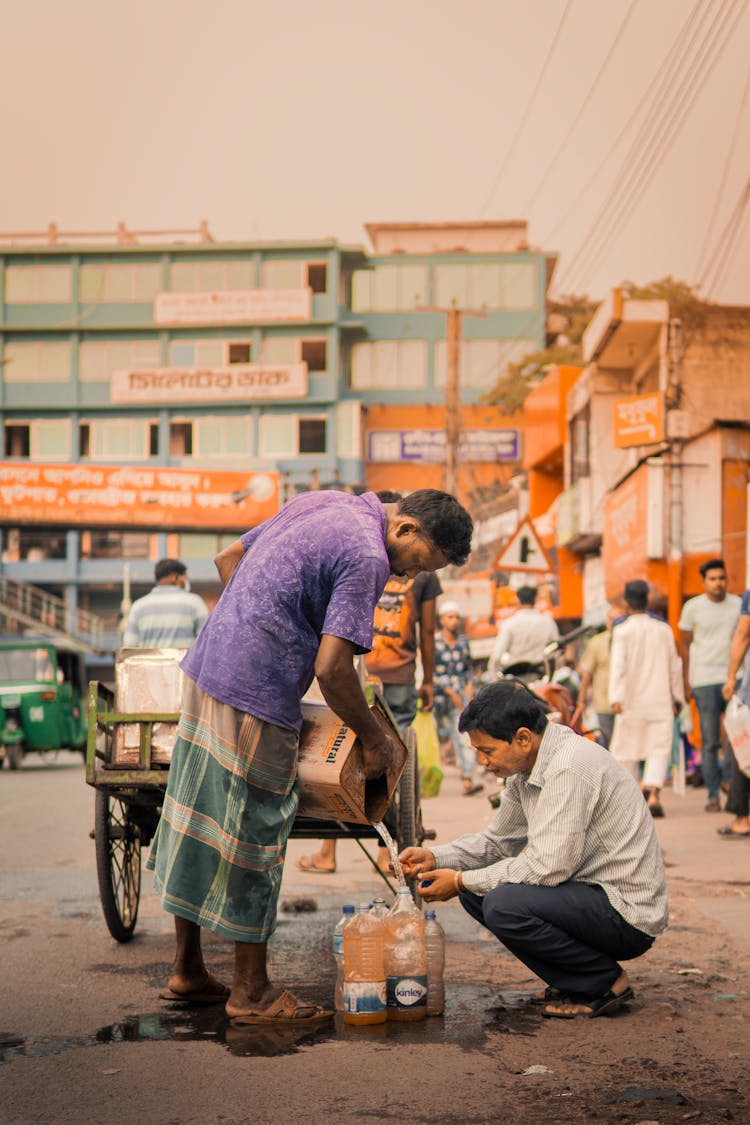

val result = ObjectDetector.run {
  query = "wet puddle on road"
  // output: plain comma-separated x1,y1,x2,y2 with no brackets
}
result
1,983,524,1063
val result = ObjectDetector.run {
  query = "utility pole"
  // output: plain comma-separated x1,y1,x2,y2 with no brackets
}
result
418,301,487,496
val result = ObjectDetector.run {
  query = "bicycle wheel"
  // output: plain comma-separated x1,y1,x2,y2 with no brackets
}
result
95,790,141,942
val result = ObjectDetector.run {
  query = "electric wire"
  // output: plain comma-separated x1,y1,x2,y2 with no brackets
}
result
522,0,640,215
540,0,705,249
554,0,733,290
478,0,574,218
693,59,750,279
700,175,750,294
555,0,748,293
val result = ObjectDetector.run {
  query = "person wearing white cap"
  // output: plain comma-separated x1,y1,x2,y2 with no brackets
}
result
433,601,483,796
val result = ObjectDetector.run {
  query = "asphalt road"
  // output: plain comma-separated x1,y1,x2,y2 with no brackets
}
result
1,752,748,1124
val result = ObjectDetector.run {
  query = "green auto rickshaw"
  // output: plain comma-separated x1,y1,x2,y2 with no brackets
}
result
0,636,88,769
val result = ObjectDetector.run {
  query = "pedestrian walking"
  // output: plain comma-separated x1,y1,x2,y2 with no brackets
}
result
609,580,684,818
678,558,740,812
488,586,559,680
576,602,621,748
123,558,209,648
719,591,750,839
148,488,472,1023
433,601,483,796
400,680,668,1018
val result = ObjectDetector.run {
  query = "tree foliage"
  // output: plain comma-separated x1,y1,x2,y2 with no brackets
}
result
482,277,706,412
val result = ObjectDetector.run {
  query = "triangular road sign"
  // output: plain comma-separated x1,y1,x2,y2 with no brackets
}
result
492,517,553,573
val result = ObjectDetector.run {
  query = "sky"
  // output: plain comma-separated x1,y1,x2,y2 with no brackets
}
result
3,0,749,304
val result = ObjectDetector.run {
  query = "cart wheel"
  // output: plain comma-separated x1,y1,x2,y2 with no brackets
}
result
7,742,23,770
95,790,141,942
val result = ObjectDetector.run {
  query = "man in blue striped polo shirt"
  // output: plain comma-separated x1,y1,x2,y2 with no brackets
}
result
123,558,209,648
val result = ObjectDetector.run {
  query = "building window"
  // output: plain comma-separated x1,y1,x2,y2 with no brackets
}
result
259,260,325,291
169,416,252,459
434,338,537,390
168,339,225,367
168,260,255,292
433,262,536,310
81,530,152,560
178,532,237,559
4,423,30,457
79,339,161,382
79,262,162,302
1,526,67,562
570,407,590,483
79,419,157,460
227,341,252,364
2,341,72,383
298,418,326,454
351,264,427,312
5,264,72,303
306,263,327,294
301,339,327,371
350,340,427,389
3,419,71,460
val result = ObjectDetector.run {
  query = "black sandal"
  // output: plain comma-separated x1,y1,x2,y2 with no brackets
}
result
543,986,634,1019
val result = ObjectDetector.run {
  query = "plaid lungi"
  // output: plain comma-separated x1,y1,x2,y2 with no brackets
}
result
147,677,299,942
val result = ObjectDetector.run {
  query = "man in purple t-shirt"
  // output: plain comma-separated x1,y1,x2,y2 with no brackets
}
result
149,488,472,1024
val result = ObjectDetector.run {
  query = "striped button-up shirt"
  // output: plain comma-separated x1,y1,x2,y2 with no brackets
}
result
123,586,209,649
430,721,669,937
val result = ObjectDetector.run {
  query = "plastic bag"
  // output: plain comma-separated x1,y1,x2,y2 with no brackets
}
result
412,708,443,798
724,695,750,778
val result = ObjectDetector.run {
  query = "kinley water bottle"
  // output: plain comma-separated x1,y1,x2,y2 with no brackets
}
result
333,904,355,1012
383,887,427,1021
424,909,446,1016
343,903,387,1025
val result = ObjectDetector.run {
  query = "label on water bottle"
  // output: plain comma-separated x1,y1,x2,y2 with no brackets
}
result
387,975,428,1010
342,980,387,1015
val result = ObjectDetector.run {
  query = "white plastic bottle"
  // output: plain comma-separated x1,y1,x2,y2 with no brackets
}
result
383,887,427,1021
333,904,355,1012
343,903,387,1025
424,909,446,1016
371,897,389,919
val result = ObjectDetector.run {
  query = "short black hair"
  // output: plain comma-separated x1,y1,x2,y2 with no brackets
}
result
624,579,649,611
155,558,187,582
699,557,726,577
517,585,537,606
397,489,473,566
458,680,548,742
376,489,403,504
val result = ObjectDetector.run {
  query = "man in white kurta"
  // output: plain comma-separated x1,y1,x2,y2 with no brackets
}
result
609,580,684,817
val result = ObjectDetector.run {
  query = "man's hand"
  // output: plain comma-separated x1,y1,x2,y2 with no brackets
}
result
360,727,404,781
418,868,462,902
398,847,436,879
418,683,434,712
447,688,464,710
722,679,736,702
612,702,624,714
683,683,693,703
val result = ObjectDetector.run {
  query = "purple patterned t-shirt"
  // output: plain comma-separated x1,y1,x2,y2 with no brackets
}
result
181,490,390,731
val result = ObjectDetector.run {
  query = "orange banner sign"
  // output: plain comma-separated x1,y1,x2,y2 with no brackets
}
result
0,463,279,530
613,393,664,448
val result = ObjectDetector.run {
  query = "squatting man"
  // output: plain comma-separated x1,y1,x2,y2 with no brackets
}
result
400,680,668,1018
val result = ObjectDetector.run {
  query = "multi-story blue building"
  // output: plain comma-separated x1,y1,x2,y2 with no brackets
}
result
0,220,554,647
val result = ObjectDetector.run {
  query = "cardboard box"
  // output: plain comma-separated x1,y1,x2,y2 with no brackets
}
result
296,690,408,825
111,648,186,767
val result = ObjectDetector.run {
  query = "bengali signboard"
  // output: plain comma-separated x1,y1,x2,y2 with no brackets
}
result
153,288,312,325
367,429,520,464
111,364,307,404
613,393,664,449
0,463,279,530
602,467,649,593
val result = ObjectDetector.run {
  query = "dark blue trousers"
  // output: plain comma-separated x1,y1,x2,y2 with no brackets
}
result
459,881,654,1000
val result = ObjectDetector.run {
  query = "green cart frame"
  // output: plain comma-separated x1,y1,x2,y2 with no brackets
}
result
86,680,427,943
